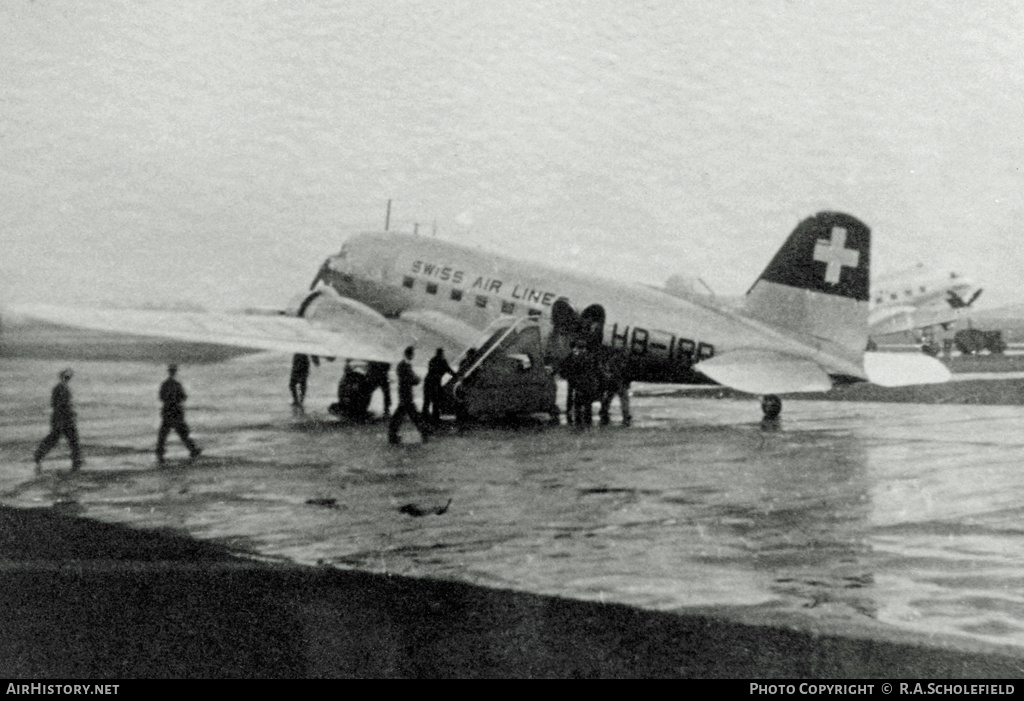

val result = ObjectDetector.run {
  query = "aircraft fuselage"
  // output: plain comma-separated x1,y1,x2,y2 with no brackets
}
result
315,233,862,385
872,267,977,313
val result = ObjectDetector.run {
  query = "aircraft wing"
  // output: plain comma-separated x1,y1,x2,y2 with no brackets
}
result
10,302,404,364
397,309,484,351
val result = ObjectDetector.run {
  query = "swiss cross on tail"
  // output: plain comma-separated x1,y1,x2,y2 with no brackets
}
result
752,212,870,301
813,227,859,284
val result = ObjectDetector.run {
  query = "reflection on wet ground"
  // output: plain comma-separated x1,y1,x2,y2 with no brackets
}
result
3,355,1024,650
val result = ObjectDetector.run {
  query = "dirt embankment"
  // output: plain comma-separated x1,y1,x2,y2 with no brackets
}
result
2,506,1022,678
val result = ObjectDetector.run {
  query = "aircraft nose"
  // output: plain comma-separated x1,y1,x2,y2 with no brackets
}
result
310,254,351,290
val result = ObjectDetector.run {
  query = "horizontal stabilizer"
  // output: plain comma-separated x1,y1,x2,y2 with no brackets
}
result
862,352,951,386
697,350,832,395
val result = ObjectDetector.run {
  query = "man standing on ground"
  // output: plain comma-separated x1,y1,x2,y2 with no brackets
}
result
598,347,633,426
561,342,600,426
388,346,429,445
289,353,319,408
760,394,782,431
34,368,83,472
157,364,202,465
365,361,392,417
422,348,454,423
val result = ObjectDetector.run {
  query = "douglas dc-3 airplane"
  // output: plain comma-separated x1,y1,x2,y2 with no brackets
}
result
13,211,949,413
868,263,983,338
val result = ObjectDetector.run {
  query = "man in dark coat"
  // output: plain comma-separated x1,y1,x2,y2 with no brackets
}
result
422,348,454,423
561,343,600,426
332,360,374,420
289,353,319,408
388,346,429,444
760,394,782,432
365,361,392,417
558,351,577,425
598,347,633,426
34,368,82,472
157,364,202,465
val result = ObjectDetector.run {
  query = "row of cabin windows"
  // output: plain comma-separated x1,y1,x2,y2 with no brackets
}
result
403,276,541,317
875,285,929,304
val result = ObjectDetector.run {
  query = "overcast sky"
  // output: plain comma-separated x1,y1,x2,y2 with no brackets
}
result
3,1,1023,310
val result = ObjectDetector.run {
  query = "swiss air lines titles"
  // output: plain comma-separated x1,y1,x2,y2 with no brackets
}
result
410,260,466,285
409,260,559,307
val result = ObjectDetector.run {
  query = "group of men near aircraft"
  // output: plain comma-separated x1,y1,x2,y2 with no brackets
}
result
560,341,632,427
294,337,634,445
31,340,634,470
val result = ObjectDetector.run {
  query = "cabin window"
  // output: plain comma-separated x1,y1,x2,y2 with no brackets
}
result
475,295,488,308
450,289,463,301
501,301,515,314
426,283,438,295
890,293,897,300
920,286,926,293
527,308,542,317
403,276,414,289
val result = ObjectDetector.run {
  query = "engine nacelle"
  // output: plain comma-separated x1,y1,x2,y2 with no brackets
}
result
288,288,400,341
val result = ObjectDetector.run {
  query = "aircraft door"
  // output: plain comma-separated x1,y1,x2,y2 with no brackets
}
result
547,298,578,365
546,300,606,362
580,304,605,350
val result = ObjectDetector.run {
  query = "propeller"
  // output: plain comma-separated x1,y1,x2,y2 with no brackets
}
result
309,259,331,290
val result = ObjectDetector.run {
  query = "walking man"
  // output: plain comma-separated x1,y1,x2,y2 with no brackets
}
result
422,348,454,423
34,368,83,472
157,364,202,465
388,346,429,445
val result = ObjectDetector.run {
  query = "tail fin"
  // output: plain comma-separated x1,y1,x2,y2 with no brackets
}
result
744,212,871,358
